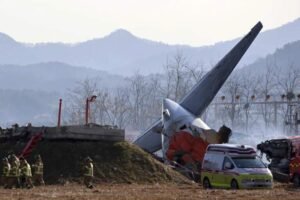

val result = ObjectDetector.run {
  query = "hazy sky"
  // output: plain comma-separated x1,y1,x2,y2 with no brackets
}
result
0,0,299,46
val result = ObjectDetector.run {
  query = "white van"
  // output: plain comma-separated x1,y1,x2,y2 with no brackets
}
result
201,144,273,189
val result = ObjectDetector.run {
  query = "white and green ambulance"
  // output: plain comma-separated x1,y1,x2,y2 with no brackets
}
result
201,144,273,189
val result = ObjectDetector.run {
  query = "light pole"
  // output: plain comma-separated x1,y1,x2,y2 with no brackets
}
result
85,95,97,125
57,98,62,127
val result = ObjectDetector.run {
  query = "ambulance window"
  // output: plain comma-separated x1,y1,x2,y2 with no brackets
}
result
203,154,219,170
232,156,265,168
202,159,211,170
223,157,234,170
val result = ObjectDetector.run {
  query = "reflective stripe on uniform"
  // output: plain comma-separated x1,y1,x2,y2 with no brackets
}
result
21,163,32,177
2,164,10,176
36,164,43,175
9,165,19,177
32,162,44,175
84,163,94,177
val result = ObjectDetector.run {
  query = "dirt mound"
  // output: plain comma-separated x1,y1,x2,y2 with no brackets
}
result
0,141,190,184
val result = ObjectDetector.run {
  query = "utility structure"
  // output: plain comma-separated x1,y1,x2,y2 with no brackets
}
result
57,98,62,128
212,93,300,135
85,95,97,125
284,92,300,135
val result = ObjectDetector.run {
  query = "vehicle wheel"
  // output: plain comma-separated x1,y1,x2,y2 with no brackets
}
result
293,174,300,187
203,177,211,189
230,179,239,189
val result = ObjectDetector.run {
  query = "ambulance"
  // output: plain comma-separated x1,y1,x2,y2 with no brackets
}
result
201,144,273,189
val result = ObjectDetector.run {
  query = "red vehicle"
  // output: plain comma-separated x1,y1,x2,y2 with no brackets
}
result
257,136,300,186
288,136,300,186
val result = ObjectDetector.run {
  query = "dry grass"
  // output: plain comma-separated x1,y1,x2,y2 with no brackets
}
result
0,182,299,200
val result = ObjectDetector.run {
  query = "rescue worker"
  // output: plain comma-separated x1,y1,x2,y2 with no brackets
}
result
82,156,94,189
19,157,33,189
6,157,20,189
31,154,45,186
1,157,10,188
8,154,20,168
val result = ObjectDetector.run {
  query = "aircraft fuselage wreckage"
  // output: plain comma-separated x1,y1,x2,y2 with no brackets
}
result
134,22,263,169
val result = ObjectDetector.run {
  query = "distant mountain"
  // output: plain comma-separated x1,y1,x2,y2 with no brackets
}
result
240,40,300,75
0,62,126,92
216,18,300,68
0,89,59,127
0,62,126,126
0,18,299,75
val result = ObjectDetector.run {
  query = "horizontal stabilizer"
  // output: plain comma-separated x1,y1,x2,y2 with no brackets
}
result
133,120,163,153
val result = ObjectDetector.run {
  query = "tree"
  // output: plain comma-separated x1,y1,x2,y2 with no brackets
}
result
65,78,100,125
219,72,243,129
65,78,115,126
127,72,150,130
257,63,278,128
240,72,261,132
108,87,131,129
163,52,191,101
275,63,300,134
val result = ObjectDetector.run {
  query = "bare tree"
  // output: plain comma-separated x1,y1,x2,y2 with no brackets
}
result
184,62,206,84
256,64,278,128
110,88,130,128
143,75,164,126
92,90,111,125
127,72,150,130
220,73,243,129
240,72,261,132
163,52,191,101
65,78,100,125
65,78,115,126
275,64,300,94
274,63,300,134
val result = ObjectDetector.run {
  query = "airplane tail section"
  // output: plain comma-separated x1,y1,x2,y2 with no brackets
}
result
134,22,263,153
180,22,263,116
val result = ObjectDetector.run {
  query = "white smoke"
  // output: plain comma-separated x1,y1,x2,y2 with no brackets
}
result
229,126,289,149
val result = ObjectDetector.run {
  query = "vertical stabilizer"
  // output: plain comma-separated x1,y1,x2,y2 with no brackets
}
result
180,22,263,116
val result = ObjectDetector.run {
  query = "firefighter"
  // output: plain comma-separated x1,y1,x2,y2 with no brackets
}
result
6,157,20,189
82,156,94,189
1,157,10,188
19,157,33,189
8,154,20,168
32,154,45,186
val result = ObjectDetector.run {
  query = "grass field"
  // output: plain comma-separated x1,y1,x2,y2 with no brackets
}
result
0,182,299,200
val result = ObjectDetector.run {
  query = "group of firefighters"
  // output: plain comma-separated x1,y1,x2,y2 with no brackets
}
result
0,154,94,189
1,154,44,189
